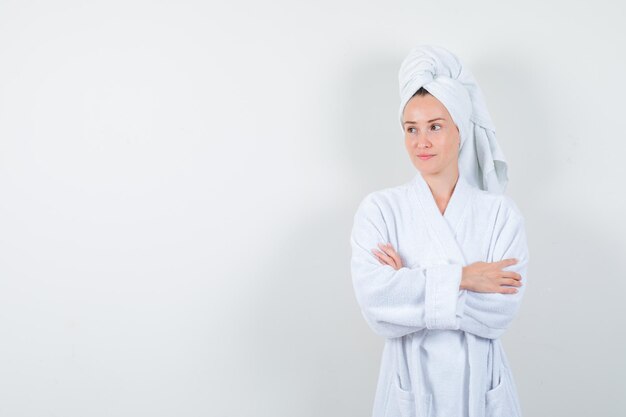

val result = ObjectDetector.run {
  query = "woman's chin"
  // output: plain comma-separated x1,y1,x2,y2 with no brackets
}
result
413,165,438,175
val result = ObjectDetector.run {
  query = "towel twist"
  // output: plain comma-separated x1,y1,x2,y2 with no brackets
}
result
398,45,508,193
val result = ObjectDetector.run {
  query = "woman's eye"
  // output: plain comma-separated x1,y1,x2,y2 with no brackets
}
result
431,124,441,131
407,127,416,133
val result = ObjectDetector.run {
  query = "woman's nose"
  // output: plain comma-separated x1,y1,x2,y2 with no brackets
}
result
414,133,430,148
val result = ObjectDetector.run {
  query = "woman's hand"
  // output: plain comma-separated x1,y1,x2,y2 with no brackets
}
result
461,259,523,294
371,244,522,294
372,243,403,270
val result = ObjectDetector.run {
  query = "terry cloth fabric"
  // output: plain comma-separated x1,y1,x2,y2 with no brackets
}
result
398,44,508,193
350,173,529,417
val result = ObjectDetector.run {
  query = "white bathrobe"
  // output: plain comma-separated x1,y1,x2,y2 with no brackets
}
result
350,171,529,417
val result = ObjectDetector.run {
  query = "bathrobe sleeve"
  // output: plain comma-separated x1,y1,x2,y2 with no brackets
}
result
350,193,464,339
458,196,529,339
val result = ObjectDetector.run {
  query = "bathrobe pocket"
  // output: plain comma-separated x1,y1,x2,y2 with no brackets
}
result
389,374,433,417
484,366,519,417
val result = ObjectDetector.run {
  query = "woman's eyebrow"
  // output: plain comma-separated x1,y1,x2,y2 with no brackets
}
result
403,117,446,125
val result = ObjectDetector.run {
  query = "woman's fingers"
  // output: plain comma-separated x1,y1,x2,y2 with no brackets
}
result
372,248,394,267
373,252,386,265
372,243,401,270
378,243,402,269
501,270,523,281
496,258,518,268
501,277,523,287
465,260,522,294
495,260,522,294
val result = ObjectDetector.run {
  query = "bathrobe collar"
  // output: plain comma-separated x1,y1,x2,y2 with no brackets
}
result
409,170,474,264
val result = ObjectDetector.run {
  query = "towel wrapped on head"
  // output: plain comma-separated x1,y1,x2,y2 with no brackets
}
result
398,45,508,193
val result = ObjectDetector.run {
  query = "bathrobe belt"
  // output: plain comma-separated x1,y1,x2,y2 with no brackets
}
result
407,329,491,417
408,330,426,417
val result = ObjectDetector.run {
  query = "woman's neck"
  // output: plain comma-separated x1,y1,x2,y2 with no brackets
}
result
422,169,460,215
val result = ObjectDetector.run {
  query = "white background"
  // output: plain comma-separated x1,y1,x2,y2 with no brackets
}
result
1,1,625,416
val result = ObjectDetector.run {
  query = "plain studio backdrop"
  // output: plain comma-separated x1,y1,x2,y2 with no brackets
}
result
0,1,624,416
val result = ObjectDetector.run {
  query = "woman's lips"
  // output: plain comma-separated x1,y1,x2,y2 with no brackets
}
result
417,154,435,160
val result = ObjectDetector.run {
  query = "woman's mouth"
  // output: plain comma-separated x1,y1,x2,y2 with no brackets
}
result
417,154,435,160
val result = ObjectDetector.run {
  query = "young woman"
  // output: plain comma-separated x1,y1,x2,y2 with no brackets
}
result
350,45,529,417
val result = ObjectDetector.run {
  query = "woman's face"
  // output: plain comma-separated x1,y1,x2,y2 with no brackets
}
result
402,93,461,178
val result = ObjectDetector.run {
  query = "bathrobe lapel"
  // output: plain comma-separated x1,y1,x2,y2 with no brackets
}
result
409,171,473,265
406,171,486,417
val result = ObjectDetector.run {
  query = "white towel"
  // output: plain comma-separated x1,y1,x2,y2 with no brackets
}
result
398,44,508,193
